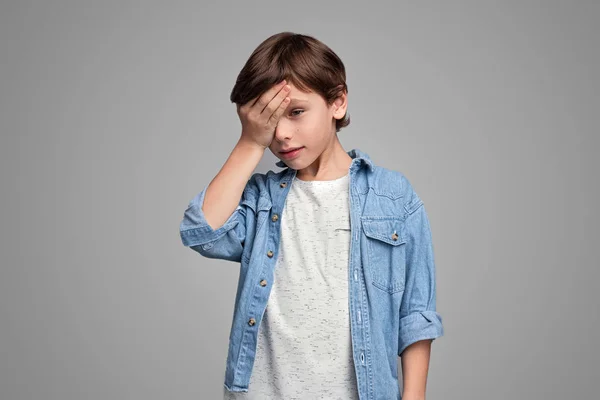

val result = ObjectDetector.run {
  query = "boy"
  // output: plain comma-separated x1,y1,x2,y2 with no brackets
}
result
180,32,444,399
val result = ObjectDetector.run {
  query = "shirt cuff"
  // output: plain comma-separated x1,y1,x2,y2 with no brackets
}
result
180,186,242,248
398,310,444,356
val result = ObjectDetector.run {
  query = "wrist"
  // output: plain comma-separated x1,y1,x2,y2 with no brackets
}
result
238,136,267,152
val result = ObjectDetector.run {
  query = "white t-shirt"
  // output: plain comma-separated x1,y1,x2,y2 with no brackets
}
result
224,172,359,399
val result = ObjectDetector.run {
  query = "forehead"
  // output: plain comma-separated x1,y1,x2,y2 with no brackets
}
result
286,83,319,104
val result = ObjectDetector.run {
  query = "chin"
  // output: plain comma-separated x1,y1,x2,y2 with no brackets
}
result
282,159,301,168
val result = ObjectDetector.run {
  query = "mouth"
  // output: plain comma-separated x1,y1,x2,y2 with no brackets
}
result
279,146,304,159
280,146,303,154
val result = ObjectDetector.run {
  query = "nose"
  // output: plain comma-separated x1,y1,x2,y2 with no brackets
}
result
274,120,293,143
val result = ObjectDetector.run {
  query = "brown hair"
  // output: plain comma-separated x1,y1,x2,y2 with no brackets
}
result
230,32,350,133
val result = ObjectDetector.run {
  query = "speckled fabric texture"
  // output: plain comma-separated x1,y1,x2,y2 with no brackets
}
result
224,172,360,399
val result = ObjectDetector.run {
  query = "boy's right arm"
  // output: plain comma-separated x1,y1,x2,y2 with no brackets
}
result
179,138,265,262
203,137,266,231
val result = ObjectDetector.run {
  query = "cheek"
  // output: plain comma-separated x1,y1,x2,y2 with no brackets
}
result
301,112,328,129
292,111,331,137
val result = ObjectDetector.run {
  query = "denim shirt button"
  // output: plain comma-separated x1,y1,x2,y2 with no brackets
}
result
271,214,279,222
248,318,256,326
260,279,267,287
267,250,274,257
280,182,287,188
392,232,399,241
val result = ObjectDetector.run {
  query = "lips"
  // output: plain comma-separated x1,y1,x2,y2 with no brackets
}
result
279,146,304,160
280,146,303,153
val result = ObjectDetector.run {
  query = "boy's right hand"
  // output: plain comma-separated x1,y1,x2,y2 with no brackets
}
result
237,80,291,149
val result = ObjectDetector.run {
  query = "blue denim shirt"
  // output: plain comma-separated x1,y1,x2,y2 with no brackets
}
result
179,148,444,399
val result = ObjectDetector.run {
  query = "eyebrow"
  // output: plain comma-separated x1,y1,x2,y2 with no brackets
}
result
288,99,309,104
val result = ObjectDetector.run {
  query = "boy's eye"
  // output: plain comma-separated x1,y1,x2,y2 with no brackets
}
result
290,109,304,117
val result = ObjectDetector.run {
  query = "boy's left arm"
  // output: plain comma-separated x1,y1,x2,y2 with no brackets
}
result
400,339,433,400
398,178,444,398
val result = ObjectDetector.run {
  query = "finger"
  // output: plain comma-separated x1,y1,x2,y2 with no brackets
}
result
260,83,290,119
267,95,290,126
254,80,288,112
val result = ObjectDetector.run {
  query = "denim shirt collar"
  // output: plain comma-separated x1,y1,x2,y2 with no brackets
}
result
275,148,375,172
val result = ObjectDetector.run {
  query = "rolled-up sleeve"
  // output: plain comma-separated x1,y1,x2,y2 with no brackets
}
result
179,183,255,263
398,186,444,357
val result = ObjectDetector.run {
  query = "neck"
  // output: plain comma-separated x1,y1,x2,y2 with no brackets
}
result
296,137,352,181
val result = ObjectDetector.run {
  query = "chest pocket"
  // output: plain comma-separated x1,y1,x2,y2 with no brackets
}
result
361,216,407,294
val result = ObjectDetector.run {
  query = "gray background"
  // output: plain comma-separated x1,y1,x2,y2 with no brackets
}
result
1,1,598,399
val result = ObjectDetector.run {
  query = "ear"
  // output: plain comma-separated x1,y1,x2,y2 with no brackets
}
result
332,90,348,120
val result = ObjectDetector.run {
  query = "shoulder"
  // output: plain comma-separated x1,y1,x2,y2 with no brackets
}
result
370,165,423,215
243,168,287,198
246,168,286,186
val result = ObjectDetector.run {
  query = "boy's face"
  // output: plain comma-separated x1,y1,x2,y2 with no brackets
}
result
268,82,347,169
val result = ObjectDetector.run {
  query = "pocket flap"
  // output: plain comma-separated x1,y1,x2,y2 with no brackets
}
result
361,217,406,245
